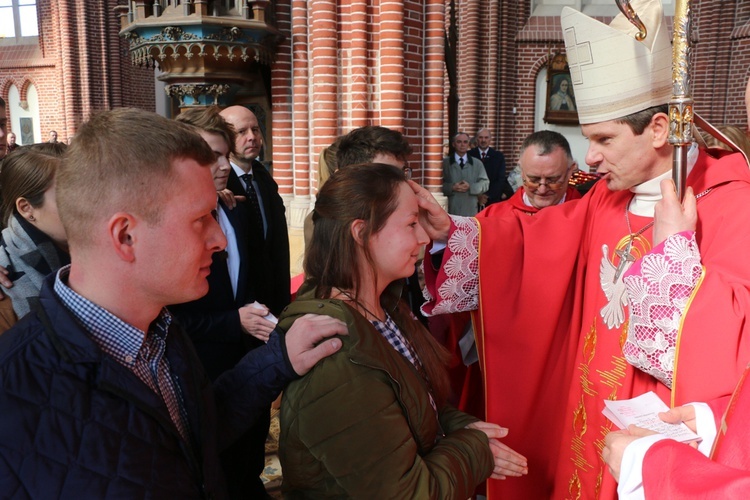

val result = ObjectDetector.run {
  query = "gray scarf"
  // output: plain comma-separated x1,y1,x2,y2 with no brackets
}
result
0,214,69,318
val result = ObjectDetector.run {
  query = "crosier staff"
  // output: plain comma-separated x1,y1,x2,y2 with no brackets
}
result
668,0,693,201
615,0,692,201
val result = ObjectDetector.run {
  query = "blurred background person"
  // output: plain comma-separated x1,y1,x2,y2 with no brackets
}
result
0,143,69,332
5,132,18,154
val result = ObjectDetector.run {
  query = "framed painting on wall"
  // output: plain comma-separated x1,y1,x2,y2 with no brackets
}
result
544,53,579,125
19,117,34,145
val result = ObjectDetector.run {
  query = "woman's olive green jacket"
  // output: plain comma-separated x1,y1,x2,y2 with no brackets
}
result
278,293,494,499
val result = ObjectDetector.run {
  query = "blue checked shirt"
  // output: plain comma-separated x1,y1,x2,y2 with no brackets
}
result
54,265,192,443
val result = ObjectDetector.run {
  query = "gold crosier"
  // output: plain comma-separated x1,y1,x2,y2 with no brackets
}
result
614,0,693,201
668,0,693,201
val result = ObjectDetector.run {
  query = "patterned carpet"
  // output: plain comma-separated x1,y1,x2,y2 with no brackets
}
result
262,408,283,498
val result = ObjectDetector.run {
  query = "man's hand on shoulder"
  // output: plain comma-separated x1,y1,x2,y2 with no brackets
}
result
284,314,347,375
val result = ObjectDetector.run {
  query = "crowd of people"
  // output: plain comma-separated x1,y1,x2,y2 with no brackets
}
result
2,0,750,498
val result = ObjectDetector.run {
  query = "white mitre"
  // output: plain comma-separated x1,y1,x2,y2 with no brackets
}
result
561,0,672,124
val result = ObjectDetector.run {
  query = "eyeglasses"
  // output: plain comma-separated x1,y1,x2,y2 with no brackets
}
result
522,175,567,190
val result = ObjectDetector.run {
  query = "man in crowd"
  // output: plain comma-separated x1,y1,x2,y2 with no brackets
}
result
48,130,58,143
0,108,346,497
416,1,750,498
171,107,274,498
6,132,18,154
469,128,513,207
219,106,290,319
0,98,6,158
487,130,579,216
442,132,489,216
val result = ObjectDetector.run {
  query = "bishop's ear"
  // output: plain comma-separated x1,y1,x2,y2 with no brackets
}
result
649,112,670,148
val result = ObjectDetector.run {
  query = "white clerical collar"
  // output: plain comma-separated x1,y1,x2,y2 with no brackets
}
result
522,191,568,208
629,143,699,217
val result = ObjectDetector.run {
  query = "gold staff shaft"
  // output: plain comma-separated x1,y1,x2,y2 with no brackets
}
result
669,0,693,200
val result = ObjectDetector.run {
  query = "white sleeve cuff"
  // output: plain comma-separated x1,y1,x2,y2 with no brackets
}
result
618,434,669,500
429,240,447,254
690,402,717,456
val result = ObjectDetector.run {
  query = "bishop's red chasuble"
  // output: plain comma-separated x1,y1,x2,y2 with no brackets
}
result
423,149,750,499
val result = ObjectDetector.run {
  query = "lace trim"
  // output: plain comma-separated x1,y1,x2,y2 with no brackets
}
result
421,216,480,315
623,232,702,388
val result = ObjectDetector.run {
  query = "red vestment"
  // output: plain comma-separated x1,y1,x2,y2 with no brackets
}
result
643,368,750,497
423,149,750,499
481,185,582,218
437,187,582,416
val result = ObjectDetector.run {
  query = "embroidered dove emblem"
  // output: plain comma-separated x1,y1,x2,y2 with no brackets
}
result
599,244,631,329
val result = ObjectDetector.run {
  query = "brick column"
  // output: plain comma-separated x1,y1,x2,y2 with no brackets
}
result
345,0,369,129
285,0,314,228
424,0,447,206
456,0,480,133
272,0,294,218
58,0,78,143
380,0,405,129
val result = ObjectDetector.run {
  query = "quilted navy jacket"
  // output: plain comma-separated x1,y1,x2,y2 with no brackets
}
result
0,275,297,499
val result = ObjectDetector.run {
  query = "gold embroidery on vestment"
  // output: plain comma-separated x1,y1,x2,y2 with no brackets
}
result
568,469,582,500
584,319,596,363
594,468,603,498
573,399,587,438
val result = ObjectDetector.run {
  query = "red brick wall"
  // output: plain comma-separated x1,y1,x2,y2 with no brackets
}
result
0,0,154,143
271,0,446,201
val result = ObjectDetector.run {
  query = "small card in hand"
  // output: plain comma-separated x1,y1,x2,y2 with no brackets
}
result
602,391,700,443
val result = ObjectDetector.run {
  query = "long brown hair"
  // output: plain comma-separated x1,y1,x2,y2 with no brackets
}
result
305,163,451,405
0,144,66,227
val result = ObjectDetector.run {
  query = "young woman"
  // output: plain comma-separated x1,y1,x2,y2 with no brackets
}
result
278,163,527,498
0,144,69,331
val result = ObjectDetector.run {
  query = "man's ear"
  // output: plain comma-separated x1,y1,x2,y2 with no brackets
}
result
350,219,366,246
650,112,670,148
15,197,35,222
108,212,137,262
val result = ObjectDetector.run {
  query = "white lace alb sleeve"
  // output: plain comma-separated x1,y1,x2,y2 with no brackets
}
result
421,216,480,316
623,232,702,388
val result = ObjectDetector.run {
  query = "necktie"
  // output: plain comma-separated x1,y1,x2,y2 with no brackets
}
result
240,173,265,240
481,151,487,160
459,157,465,168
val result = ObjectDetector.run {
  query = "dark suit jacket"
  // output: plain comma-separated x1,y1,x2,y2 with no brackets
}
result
170,199,260,380
226,161,291,317
169,197,272,498
469,147,513,205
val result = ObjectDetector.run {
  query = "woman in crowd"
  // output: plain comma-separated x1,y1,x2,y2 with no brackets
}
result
278,163,527,498
0,144,69,331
